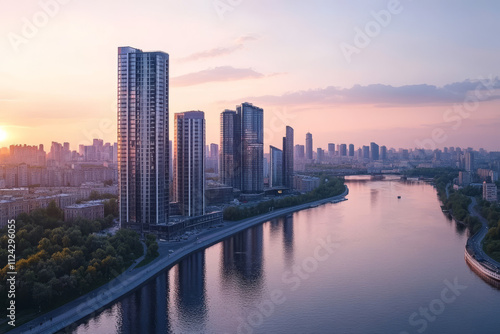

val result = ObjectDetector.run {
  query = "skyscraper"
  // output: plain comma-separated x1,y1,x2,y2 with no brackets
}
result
270,146,283,188
362,146,370,159
118,46,169,233
220,109,241,189
370,142,380,161
339,144,347,156
220,103,264,193
237,102,264,193
295,144,305,159
282,126,294,189
173,111,206,217
306,132,313,160
380,145,387,161
349,144,355,157
328,143,335,157
465,151,474,172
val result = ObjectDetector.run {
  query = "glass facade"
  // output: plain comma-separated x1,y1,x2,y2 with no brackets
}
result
283,126,294,188
237,103,264,193
118,47,169,233
269,145,283,188
173,111,205,217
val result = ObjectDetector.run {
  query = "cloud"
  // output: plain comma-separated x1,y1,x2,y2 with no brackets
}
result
171,66,266,87
178,35,258,63
223,77,500,107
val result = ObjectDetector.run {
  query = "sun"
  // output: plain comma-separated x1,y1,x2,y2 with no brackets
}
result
0,128,7,143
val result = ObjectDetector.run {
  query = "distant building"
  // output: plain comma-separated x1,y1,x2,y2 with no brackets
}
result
282,126,294,189
483,182,497,202
458,171,472,186
339,144,347,157
269,146,283,188
294,175,320,193
465,152,474,172
220,103,264,193
362,146,370,159
317,148,325,162
295,144,305,159
380,146,387,161
370,142,380,161
173,111,206,217
328,143,335,157
306,133,313,160
64,202,104,222
477,169,498,182
348,144,355,157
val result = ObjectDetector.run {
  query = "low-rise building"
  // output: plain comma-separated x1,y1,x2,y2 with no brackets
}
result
64,201,105,222
483,182,498,202
294,175,320,193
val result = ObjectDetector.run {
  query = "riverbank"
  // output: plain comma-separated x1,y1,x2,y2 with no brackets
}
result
10,186,348,334
464,197,500,283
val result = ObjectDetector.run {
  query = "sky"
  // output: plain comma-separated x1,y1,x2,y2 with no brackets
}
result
1,0,500,152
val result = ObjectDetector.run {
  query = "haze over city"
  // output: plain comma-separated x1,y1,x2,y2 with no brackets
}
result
2,0,500,151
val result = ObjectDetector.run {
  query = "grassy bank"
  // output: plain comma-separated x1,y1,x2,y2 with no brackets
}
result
223,177,345,221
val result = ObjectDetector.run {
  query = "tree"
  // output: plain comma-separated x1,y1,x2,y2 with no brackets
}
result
46,200,63,220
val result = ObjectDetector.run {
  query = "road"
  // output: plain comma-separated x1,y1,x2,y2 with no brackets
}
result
11,186,348,334
466,197,500,268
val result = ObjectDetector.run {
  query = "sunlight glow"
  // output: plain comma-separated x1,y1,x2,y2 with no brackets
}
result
0,128,7,143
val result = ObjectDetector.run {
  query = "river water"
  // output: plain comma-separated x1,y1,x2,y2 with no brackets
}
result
69,176,500,334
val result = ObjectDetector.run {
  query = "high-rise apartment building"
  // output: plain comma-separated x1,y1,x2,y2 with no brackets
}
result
118,46,169,233
220,109,241,189
362,146,370,160
295,144,305,159
270,146,283,188
349,144,355,157
328,143,335,157
380,145,387,161
173,111,206,217
465,151,474,172
238,103,264,193
370,142,380,161
306,133,313,160
339,144,347,156
220,103,264,193
282,126,294,189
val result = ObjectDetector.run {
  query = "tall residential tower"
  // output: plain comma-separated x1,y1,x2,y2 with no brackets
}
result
118,46,169,233
220,103,264,193
173,111,206,217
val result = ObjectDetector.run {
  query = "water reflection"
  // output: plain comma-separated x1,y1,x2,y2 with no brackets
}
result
118,270,171,334
222,225,264,285
283,215,294,265
70,176,500,334
175,251,207,333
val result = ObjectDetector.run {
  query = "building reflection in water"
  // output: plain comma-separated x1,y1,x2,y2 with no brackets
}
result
117,270,171,333
221,224,264,289
283,214,294,265
175,250,207,333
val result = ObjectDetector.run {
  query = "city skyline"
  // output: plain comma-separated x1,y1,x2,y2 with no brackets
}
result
2,1,500,151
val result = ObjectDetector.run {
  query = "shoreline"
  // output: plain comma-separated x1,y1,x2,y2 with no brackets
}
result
463,197,500,283
11,186,349,334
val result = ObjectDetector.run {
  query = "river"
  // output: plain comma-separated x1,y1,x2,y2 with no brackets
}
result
68,176,500,334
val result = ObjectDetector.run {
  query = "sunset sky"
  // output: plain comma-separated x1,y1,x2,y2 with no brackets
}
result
1,0,500,152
